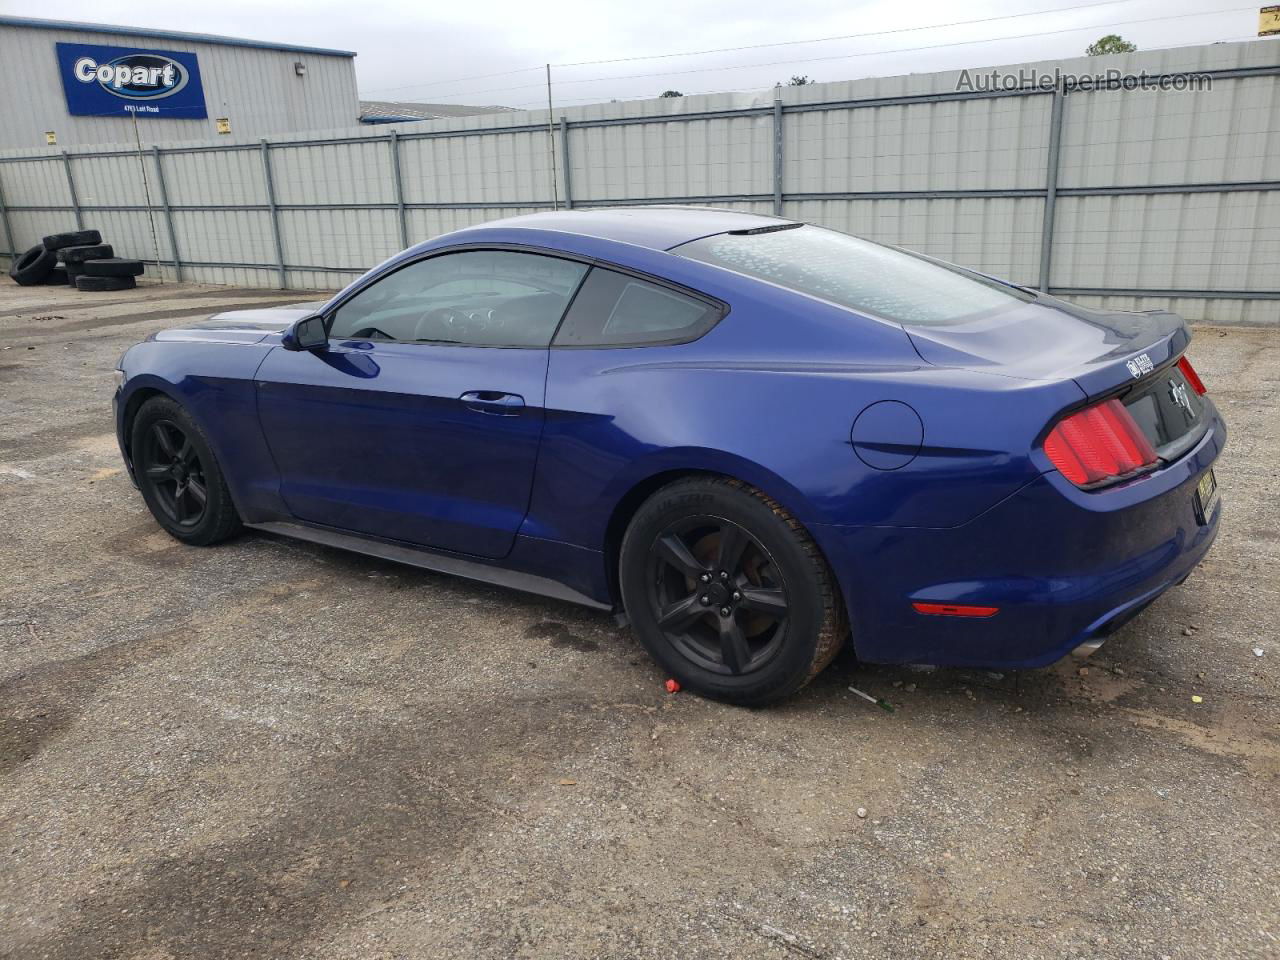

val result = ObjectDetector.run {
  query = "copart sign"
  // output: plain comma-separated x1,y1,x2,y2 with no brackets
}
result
56,42,207,119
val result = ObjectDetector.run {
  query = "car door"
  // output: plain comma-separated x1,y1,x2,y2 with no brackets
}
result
254,248,589,559
530,265,730,549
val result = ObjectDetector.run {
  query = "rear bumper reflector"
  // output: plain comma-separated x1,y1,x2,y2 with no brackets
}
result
912,602,999,618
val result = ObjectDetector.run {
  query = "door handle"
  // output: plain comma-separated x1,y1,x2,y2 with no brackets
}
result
459,390,525,415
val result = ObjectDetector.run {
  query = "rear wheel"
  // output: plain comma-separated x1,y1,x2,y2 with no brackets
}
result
620,477,846,705
130,396,241,545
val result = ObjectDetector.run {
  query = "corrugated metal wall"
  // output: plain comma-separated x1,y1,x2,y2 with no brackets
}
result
1,38,1277,323
0,21,359,149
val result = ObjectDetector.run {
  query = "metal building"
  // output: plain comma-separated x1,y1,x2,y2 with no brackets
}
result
0,16,360,149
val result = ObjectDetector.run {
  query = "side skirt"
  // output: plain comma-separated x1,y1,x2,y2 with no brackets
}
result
246,520,613,611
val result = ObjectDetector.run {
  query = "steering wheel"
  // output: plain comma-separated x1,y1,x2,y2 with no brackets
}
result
414,306,467,341
418,305,506,341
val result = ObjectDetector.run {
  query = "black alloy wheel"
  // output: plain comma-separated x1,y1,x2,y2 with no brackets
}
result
647,516,790,676
620,476,846,705
130,395,241,545
138,419,209,528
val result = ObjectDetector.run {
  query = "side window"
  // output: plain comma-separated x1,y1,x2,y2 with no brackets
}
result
553,268,722,348
329,250,588,348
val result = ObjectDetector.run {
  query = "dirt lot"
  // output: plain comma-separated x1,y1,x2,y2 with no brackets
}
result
0,279,1277,960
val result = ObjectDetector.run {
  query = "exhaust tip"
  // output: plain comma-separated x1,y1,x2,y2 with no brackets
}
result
1071,638,1105,658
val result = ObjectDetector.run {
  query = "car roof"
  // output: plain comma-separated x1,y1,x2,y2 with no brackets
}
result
470,207,797,251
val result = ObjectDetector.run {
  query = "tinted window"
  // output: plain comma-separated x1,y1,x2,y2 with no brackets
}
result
553,268,721,347
329,251,588,347
674,224,1034,327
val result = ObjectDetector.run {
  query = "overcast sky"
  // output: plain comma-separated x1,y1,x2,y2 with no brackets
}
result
6,0,1267,108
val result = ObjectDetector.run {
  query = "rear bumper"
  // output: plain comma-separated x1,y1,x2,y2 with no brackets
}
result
811,406,1225,669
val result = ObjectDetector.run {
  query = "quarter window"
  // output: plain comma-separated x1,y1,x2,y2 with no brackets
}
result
328,250,588,347
553,268,721,347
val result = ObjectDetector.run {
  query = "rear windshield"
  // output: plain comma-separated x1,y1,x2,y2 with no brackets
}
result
674,224,1035,326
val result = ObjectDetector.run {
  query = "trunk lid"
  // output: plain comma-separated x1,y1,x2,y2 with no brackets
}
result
902,295,1189,395
1115,354,1210,462
903,295,1204,459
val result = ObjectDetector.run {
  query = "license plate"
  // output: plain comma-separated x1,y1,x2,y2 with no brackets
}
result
1194,469,1219,525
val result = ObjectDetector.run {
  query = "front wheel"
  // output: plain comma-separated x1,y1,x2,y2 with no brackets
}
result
130,396,242,546
619,477,847,705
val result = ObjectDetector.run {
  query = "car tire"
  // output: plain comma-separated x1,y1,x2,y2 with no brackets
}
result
619,476,846,705
9,244,57,286
56,244,113,264
82,258,144,278
130,396,243,546
41,266,68,285
41,229,102,251
65,263,83,285
76,275,137,292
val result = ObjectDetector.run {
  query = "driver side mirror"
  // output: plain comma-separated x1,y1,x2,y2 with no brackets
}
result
283,315,328,352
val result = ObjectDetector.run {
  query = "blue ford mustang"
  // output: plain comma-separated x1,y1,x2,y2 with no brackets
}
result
114,208,1224,704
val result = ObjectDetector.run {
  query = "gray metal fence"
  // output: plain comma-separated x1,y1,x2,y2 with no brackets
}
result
2,40,1278,324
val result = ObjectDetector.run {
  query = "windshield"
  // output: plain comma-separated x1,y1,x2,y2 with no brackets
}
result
674,224,1035,327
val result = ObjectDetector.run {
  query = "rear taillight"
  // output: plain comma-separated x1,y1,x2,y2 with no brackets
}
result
1043,398,1157,487
1178,355,1206,395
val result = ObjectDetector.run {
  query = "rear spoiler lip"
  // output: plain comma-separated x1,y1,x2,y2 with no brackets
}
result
1070,321,1189,401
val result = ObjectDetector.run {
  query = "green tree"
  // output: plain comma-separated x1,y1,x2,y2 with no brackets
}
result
659,90,683,98
787,75,812,86
1086,34,1137,56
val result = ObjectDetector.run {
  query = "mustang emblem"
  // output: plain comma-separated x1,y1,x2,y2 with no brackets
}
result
1169,377,1194,420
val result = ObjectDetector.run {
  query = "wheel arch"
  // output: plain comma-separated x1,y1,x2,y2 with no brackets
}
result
603,468,710,604
599,460,828,608
118,380,184,467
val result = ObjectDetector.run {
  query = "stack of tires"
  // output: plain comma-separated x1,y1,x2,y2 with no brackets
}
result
7,229,145,292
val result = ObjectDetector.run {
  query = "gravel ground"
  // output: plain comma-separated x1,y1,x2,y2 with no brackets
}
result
0,279,1277,960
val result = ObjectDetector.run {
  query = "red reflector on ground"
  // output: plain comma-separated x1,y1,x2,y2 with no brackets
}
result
1177,355,1206,395
1043,397,1157,487
912,602,999,618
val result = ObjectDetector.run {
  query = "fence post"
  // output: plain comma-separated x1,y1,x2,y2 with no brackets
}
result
152,146,182,283
559,117,574,210
772,93,785,216
1038,89,1065,293
0,170,15,258
260,139,287,290
62,152,84,230
388,129,409,250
